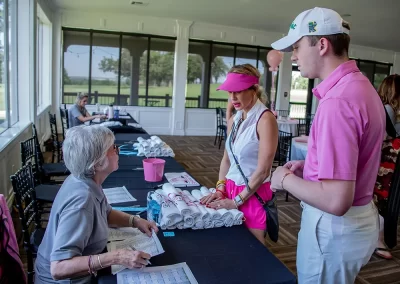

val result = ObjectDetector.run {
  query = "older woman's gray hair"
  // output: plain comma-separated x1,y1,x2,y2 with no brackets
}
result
75,92,89,105
63,125,115,178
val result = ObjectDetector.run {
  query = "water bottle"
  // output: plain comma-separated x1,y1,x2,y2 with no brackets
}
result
114,109,120,119
108,105,114,120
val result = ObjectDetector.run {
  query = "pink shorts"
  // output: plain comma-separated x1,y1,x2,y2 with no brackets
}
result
226,179,273,230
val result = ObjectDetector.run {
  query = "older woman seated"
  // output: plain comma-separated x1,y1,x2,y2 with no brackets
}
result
35,125,158,283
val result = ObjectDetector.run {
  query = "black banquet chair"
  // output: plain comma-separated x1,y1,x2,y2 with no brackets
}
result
214,107,227,149
277,130,293,201
10,163,46,284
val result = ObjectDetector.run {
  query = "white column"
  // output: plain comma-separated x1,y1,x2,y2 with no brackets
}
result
275,52,292,111
17,0,36,125
311,78,321,114
52,11,62,116
171,20,193,135
393,52,400,75
129,51,141,106
30,0,38,124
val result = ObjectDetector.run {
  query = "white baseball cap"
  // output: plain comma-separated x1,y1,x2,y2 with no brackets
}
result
271,7,350,52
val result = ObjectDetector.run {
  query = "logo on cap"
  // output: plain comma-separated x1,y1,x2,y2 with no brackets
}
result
308,21,317,33
290,22,297,30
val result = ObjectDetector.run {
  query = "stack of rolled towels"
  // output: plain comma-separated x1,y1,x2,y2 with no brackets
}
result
134,136,175,157
150,183,244,230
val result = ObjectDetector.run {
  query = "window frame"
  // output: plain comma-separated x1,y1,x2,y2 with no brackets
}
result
0,0,18,134
187,39,274,109
62,27,177,107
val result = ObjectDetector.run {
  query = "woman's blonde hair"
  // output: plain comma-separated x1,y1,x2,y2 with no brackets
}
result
75,92,89,105
228,64,268,104
378,74,400,120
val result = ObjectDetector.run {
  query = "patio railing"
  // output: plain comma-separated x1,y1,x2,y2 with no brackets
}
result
62,92,227,109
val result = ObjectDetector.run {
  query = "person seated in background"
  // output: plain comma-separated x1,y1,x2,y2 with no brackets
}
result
201,64,278,245
35,125,158,283
68,92,106,127
374,74,400,260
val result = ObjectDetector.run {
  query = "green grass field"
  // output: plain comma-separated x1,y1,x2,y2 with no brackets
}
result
64,83,227,99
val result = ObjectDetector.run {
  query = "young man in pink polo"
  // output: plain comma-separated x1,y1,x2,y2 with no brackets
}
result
270,7,385,284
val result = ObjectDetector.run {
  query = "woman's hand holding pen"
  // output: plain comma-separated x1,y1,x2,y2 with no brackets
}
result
114,249,151,269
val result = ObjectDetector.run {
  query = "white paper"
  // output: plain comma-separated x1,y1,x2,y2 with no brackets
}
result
107,228,165,275
117,262,198,284
108,227,143,242
164,172,200,187
103,186,136,204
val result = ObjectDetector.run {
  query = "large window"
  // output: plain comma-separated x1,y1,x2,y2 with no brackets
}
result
354,59,392,90
36,6,52,112
0,0,17,134
289,65,309,118
62,28,176,107
186,40,275,109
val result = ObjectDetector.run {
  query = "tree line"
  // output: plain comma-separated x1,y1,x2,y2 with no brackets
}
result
64,50,229,86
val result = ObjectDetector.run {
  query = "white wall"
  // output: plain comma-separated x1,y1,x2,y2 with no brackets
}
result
58,10,400,137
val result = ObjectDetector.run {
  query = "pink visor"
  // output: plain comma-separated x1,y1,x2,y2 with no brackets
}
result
217,73,259,92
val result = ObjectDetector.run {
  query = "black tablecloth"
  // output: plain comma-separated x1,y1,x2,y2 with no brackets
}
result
49,131,296,284
98,225,296,284
114,133,151,145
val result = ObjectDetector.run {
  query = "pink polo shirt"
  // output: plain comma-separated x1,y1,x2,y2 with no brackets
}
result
303,60,385,206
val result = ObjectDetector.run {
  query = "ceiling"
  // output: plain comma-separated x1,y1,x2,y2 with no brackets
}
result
53,0,400,51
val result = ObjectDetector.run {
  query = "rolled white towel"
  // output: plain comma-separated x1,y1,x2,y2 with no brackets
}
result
154,148,162,157
191,190,221,220
231,209,244,225
183,216,195,228
204,220,213,229
192,219,204,230
182,191,210,221
191,189,204,201
175,189,201,218
137,137,145,143
150,140,158,148
166,225,176,230
176,221,185,230
213,219,224,228
154,190,183,227
200,186,211,197
141,141,150,148
217,208,234,227
162,184,192,217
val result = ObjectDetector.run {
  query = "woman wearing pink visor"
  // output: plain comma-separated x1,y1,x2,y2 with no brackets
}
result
201,64,278,244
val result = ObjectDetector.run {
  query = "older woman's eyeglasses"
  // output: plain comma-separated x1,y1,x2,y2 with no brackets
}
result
113,144,119,155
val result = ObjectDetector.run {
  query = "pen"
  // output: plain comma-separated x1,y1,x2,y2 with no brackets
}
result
128,245,152,265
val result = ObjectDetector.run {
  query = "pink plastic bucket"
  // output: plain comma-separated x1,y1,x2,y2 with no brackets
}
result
143,158,166,182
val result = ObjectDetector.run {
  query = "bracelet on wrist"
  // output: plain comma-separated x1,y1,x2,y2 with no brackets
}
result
216,179,226,188
216,183,225,189
129,215,135,227
216,188,227,198
281,172,293,190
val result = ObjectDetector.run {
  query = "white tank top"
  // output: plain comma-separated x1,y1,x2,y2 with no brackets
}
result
225,100,271,186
